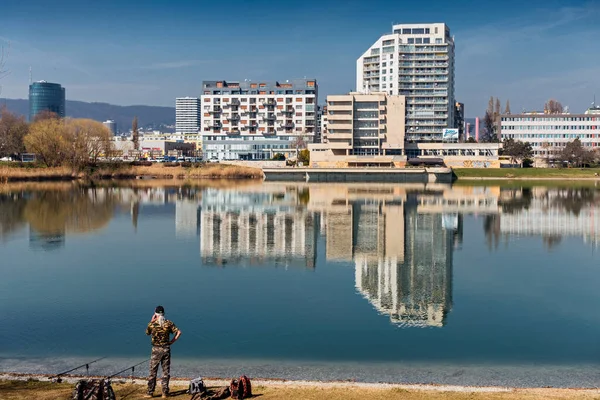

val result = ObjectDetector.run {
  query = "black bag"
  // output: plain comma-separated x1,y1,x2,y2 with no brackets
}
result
72,379,116,400
189,377,206,395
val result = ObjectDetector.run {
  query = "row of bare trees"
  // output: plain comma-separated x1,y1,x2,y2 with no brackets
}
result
0,108,113,168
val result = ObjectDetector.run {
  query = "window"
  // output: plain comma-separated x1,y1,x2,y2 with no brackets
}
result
412,28,425,34
423,38,430,44
382,62,387,67
408,38,414,44
371,48,380,55
402,28,411,34
382,39,394,46
435,27,438,34
435,38,442,44
382,46,394,53
416,38,423,44
382,69,387,74
425,28,430,34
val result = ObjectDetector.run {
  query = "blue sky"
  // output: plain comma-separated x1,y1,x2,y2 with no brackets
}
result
1,0,599,117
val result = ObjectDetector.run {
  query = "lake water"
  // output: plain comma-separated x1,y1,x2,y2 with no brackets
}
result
2,181,600,387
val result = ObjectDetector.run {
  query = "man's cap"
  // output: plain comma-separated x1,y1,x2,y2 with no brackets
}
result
155,305,165,314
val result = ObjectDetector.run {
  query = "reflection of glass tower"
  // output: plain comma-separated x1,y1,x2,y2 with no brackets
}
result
350,195,455,327
29,227,65,251
200,189,318,268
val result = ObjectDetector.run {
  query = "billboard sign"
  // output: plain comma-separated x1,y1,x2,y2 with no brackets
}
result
443,128,459,140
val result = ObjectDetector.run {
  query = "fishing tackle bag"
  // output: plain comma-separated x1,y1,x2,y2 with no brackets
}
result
229,375,252,399
71,379,116,400
189,377,207,395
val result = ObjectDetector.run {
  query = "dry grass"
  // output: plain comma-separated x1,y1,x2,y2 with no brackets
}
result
2,379,600,400
0,166,78,182
0,163,263,182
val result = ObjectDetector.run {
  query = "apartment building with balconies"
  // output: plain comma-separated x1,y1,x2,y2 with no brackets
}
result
309,92,406,167
200,79,318,161
356,23,455,142
176,97,201,135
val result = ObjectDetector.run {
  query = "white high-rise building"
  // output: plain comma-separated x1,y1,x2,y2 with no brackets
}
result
357,23,455,142
176,97,201,134
102,120,117,136
201,79,318,161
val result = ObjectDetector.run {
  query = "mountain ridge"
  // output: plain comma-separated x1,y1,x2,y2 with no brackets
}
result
0,98,175,132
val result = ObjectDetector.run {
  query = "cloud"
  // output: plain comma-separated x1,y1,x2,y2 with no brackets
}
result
455,4,600,58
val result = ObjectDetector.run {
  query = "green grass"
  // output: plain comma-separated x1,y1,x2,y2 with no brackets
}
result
453,168,600,179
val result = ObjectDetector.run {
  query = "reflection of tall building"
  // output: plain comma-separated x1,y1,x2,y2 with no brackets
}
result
314,187,457,328
176,201,200,238
200,189,317,268
353,197,455,328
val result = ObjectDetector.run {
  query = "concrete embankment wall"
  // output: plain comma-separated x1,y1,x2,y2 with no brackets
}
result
263,168,453,184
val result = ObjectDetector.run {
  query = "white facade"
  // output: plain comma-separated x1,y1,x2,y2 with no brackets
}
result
102,120,117,136
176,97,201,134
357,23,455,142
500,107,600,158
201,79,318,161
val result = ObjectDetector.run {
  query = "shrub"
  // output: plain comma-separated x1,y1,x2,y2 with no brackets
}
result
164,162,180,167
129,161,153,167
180,161,192,168
272,153,285,161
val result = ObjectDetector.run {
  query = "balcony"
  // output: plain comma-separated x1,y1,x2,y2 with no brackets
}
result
281,109,294,115
262,99,276,106
280,122,294,129
262,115,276,121
230,99,240,106
228,129,241,135
210,123,222,129
263,130,276,135
230,114,241,121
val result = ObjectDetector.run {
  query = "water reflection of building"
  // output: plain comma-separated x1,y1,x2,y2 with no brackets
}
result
29,228,65,251
498,188,600,246
200,188,317,268
310,185,461,327
176,201,200,238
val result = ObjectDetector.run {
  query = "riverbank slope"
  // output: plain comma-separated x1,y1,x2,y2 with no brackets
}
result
2,375,599,400
0,163,263,182
453,167,600,180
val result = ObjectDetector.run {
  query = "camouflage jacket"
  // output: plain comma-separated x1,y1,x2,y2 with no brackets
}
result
146,320,179,347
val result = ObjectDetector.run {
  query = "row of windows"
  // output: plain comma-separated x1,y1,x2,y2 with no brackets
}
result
394,27,436,35
502,117,599,122
503,133,600,140
503,126,599,130
205,90,316,95
202,136,305,141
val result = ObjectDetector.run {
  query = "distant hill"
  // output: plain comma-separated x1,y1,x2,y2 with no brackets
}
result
0,98,175,132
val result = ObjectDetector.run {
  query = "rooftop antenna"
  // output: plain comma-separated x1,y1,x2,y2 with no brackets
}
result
29,66,32,85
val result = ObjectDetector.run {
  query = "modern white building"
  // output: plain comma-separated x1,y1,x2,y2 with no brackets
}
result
356,23,455,142
102,120,117,136
200,79,318,161
500,106,600,159
176,97,201,135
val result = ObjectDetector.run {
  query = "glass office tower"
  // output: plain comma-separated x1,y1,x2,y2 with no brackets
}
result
29,81,66,121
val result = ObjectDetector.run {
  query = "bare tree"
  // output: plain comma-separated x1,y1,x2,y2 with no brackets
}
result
132,116,139,151
487,96,494,115
504,100,511,115
0,107,28,157
494,98,501,116
544,99,564,114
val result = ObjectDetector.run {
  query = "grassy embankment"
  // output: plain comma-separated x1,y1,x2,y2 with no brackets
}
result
453,168,600,180
0,163,263,182
2,379,600,400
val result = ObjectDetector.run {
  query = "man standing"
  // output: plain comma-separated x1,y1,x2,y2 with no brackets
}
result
145,305,182,398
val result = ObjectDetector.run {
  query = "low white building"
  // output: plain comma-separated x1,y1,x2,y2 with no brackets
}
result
500,106,600,159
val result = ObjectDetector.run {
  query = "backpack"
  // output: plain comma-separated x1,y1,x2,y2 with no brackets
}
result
191,386,230,400
189,377,206,395
71,379,116,400
229,375,252,399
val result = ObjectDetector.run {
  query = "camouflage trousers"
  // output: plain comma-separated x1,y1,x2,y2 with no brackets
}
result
147,346,171,395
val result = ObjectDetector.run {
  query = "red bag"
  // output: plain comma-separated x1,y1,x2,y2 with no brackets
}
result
229,375,252,399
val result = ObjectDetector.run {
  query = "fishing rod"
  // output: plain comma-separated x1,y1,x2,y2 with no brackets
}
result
106,359,150,380
50,357,107,382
